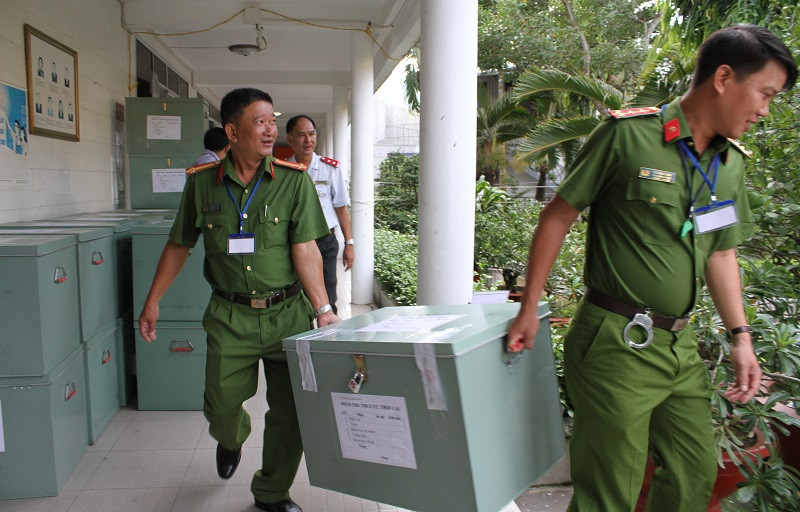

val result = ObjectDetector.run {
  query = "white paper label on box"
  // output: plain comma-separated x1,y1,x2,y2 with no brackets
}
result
152,168,186,193
331,393,417,469
355,315,463,333
146,115,182,140
0,400,5,453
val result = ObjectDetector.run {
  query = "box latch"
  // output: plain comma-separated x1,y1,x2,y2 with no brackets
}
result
348,354,368,393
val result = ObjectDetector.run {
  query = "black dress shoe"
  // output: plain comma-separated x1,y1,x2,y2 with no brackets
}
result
254,498,302,512
215,443,241,479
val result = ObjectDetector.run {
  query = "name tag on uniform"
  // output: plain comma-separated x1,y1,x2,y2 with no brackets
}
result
227,233,255,254
694,200,738,234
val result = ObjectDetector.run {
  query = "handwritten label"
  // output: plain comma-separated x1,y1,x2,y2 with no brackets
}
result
332,393,416,469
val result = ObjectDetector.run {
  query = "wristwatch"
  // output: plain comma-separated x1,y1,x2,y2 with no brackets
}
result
314,304,332,317
345,238,355,246
726,325,752,340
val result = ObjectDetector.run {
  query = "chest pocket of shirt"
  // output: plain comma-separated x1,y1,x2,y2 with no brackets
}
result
315,182,330,200
625,178,683,246
258,204,290,249
198,213,231,254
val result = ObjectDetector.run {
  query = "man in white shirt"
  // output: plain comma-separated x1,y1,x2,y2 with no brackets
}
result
285,115,354,314
192,126,230,167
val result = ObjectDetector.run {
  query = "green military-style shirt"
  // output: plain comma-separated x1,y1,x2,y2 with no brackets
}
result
557,98,754,317
170,155,329,296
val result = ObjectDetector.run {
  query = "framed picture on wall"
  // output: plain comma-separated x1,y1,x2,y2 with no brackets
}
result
24,23,79,141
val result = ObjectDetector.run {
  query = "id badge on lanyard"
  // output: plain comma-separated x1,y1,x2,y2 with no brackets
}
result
693,200,738,234
225,173,263,254
228,233,255,254
677,140,739,237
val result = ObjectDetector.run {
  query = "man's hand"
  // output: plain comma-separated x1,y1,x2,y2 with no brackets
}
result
316,310,341,327
724,337,762,403
138,302,160,343
342,245,354,271
506,313,541,353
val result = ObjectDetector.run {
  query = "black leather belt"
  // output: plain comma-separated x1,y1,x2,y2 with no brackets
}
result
213,281,302,309
585,289,689,332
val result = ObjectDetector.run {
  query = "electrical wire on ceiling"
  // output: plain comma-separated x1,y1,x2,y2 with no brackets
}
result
125,6,404,93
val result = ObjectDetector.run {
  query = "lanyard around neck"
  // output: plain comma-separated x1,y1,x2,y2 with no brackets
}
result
224,172,264,233
677,140,721,203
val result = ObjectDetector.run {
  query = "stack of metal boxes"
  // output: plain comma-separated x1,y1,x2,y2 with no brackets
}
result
5,216,142,414
0,225,121,448
125,97,206,209
283,302,566,512
132,219,209,410
0,233,88,499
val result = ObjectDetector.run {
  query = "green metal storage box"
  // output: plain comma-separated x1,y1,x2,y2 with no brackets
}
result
3,218,137,318
128,155,196,209
83,319,119,444
125,97,207,209
282,303,565,512
0,233,80,377
115,314,137,407
125,97,206,155
0,344,88,499
0,227,117,341
132,220,209,321
134,321,206,410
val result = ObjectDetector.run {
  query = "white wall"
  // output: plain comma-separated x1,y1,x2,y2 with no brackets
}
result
373,57,419,177
0,0,129,222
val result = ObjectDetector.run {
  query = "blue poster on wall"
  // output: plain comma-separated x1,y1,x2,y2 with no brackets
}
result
0,82,29,157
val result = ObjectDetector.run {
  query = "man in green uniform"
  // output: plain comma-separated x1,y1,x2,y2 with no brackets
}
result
506,25,797,511
138,88,338,512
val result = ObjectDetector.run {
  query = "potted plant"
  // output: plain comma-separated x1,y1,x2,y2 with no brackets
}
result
637,256,800,511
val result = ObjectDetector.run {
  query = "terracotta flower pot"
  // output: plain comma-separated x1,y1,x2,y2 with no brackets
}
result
635,428,770,512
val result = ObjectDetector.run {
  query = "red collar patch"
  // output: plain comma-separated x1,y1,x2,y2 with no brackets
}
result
664,118,680,143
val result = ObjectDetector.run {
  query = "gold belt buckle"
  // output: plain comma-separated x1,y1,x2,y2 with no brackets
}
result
250,298,267,309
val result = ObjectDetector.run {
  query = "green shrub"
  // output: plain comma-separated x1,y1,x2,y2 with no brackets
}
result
374,228,418,306
375,153,419,234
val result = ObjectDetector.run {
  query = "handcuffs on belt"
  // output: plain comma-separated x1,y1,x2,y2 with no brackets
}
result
623,310,654,349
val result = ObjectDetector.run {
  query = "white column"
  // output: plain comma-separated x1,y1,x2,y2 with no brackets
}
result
417,0,478,305
350,31,374,304
333,85,350,170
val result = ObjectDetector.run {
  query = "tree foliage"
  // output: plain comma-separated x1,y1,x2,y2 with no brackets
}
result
374,152,419,234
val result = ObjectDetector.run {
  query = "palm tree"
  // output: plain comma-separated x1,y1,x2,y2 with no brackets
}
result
510,69,627,191
475,85,532,184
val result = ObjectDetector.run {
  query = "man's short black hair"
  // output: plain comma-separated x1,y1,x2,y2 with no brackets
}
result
203,127,228,151
694,24,797,91
285,114,316,135
220,88,273,126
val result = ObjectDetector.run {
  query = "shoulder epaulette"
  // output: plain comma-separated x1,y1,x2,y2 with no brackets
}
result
186,160,220,176
320,156,339,168
272,158,307,171
608,106,660,119
727,138,752,159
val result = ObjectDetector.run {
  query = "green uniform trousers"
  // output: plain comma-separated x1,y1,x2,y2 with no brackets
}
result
564,299,716,512
202,292,314,503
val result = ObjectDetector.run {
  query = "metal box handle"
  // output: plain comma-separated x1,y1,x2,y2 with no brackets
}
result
170,340,194,352
53,266,68,283
101,349,112,364
91,251,105,265
64,381,77,401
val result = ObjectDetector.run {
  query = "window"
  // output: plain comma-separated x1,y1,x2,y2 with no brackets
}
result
135,40,190,98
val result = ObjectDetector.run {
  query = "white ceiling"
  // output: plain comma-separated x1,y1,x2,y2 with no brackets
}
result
122,0,420,135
